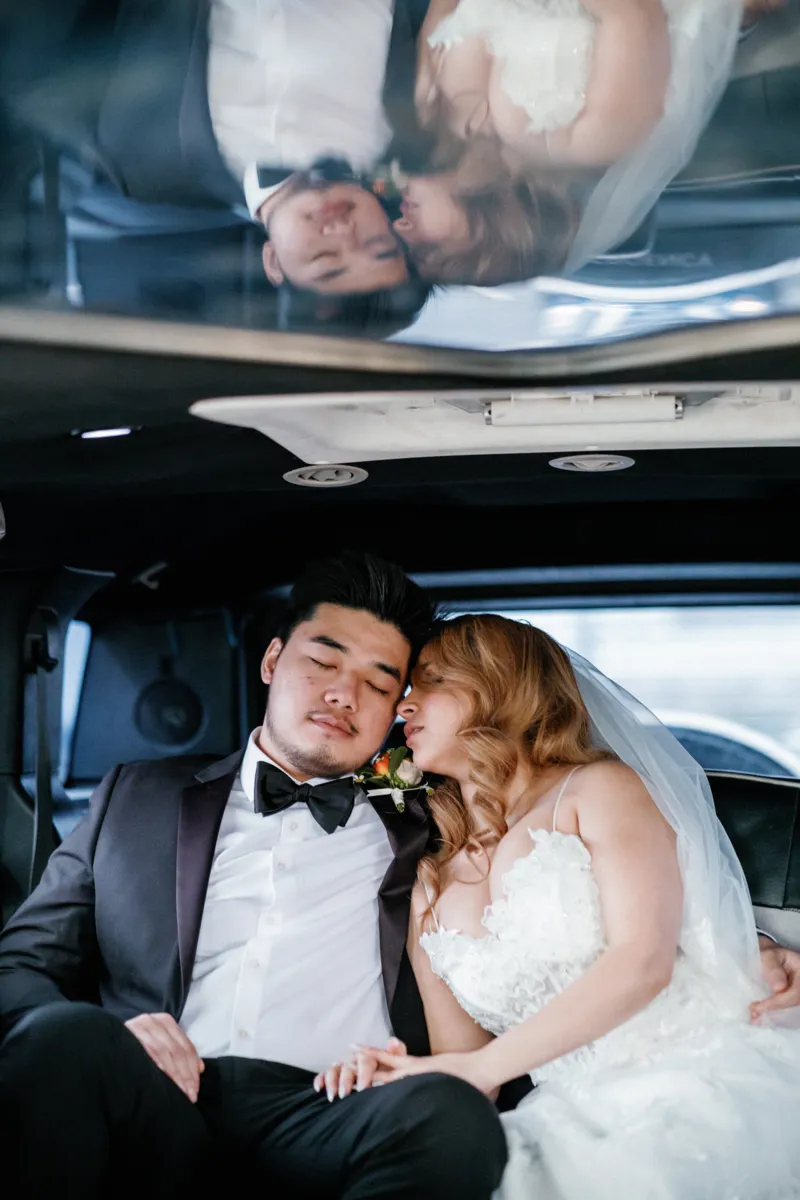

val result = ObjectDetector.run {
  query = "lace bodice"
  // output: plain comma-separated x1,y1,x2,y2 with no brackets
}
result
428,0,688,137
421,827,751,1091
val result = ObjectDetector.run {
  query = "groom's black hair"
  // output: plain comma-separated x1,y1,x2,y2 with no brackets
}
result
275,261,433,339
279,550,435,662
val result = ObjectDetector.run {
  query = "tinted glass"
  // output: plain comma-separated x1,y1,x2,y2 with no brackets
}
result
2,1,798,349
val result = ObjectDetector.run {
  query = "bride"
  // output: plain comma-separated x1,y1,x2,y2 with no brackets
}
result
409,0,744,267
321,615,800,1198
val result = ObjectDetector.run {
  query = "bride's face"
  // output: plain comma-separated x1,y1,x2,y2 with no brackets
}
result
397,656,471,779
392,176,470,250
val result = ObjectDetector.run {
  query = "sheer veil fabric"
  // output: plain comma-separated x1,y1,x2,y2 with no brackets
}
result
567,647,762,1006
567,0,743,269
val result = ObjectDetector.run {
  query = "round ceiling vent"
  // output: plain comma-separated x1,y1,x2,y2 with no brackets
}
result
549,454,635,474
283,464,369,488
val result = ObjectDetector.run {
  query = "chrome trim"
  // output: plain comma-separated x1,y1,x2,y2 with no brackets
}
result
5,305,800,380
705,771,800,788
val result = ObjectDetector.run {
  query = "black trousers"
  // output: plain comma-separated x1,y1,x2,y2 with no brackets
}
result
0,1002,508,1199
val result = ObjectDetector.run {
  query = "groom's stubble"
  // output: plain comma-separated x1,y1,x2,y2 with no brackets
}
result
260,692,388,782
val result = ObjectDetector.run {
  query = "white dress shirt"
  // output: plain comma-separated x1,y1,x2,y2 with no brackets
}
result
180,732,395,1073
207,0,395,184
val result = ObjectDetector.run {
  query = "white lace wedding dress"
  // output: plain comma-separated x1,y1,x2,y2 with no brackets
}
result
427,0,694,140
421,775,800,1199
426,0,742,265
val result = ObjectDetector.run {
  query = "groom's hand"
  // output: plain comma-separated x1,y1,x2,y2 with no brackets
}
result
751,937,800,1021
124,1013,205,1102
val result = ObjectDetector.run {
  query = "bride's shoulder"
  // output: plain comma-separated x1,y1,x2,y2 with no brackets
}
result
572,759,649,800
571,760,672,835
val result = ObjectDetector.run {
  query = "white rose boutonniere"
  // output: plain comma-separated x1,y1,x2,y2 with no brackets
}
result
355,747,431,814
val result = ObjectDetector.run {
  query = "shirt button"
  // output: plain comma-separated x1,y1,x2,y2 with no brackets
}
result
288,821,299,832
276,862,286,874
251,959,262,971
238,1029,251,1040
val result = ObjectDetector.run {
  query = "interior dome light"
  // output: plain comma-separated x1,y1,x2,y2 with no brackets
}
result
73,427,134,440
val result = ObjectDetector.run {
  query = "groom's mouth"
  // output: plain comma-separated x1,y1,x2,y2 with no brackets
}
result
309,713,355,738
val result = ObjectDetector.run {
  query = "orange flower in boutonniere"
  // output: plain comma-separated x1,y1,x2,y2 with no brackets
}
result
355,747,431,814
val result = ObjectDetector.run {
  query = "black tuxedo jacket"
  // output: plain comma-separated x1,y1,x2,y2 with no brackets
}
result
9,0,430,209
0,750,432,1054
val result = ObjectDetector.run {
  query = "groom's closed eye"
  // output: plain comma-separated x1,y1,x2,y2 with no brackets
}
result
314,262,396,283
313,241,402,284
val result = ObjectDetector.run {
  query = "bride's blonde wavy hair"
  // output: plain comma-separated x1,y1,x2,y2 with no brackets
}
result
418,614,610,910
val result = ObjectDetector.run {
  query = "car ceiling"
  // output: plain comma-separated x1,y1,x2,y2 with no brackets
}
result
3,313,800,614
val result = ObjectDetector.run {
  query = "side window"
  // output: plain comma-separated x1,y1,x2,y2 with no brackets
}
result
60,620,92,786
475,605,800,779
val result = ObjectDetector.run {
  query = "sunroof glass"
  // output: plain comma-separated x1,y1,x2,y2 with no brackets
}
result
2,2,799,351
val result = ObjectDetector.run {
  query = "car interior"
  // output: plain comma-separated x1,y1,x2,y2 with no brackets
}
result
4,10,800,1191
2,314,800,956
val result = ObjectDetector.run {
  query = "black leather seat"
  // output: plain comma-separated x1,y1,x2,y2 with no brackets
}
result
709,771,800,949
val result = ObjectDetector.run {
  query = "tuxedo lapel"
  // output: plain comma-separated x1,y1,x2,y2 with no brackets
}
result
97,0,241,206
383,0,433,170
370,790,431,1012
180,0,248,206
175,749,243,1001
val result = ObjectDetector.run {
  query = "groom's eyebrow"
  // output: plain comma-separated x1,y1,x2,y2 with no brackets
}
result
310,635,402,684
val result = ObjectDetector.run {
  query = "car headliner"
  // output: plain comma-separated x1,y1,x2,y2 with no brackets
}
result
2,307,800,614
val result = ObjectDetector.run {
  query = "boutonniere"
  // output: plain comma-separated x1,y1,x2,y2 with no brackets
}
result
355,747,432,814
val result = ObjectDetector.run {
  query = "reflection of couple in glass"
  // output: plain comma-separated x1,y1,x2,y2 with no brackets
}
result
387,0,760,285
243,0,762,305
7,0,774,327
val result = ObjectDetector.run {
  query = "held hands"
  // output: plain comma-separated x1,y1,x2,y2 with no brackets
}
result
313,1036,408,1101
313,1037,497,1101
751,938,800,1023
124,1013,204,1103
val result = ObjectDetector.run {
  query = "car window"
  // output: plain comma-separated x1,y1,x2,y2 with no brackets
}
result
456,605,800,777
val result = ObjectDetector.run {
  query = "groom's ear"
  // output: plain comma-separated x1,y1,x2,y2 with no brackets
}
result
262,638,284,685
262,242,285,286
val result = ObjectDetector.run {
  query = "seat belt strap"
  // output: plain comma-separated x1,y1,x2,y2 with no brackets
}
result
24,610,59,894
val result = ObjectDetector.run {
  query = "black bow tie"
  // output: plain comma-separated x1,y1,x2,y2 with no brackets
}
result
257,159,359,191
254,761,357,835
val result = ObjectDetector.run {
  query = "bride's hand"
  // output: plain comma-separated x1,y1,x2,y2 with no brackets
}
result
751,940,800,1021
313,1037,407,1101
364,1046,498,1096
742,0,784,16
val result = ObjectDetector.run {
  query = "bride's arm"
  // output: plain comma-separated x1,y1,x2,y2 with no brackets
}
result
415,0,462,113
362,763,685,1097
472,762,683,1090
561,0,672,165
407,880,495,1058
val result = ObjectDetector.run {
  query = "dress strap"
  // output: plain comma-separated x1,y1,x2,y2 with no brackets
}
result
422,880,441,932
552,766,581,833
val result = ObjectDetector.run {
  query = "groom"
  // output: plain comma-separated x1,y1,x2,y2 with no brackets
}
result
0,551,507,1198
1,0,432,330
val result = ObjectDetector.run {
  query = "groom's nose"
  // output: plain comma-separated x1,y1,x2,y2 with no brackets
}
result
324,676,357,711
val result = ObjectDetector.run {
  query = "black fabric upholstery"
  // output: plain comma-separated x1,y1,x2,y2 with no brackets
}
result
709,772,800,911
